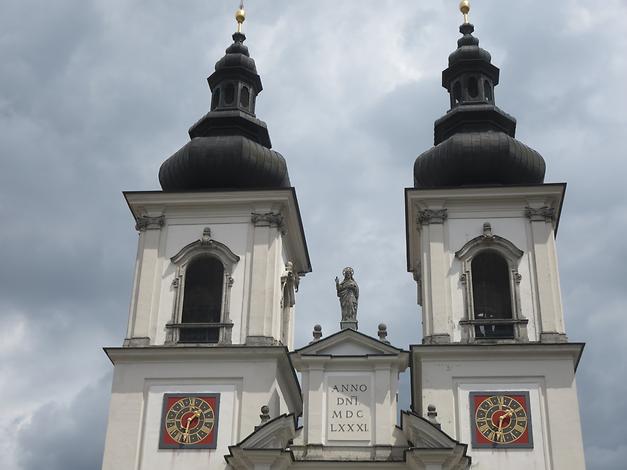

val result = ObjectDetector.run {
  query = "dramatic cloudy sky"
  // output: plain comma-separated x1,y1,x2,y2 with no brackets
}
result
0,0,624,468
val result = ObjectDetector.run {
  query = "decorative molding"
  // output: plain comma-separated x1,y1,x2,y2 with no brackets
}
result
123,336,150,347
311,324,323,343
417,209,448,226
455,228,524,261
251,211,286,234
525,206,556,223
540,332,568,343
201,227,212,244
482,222,494,239
135,215,164,232
423,334,451,345
246,336,282,346
171,234,240,267
378,323,390,344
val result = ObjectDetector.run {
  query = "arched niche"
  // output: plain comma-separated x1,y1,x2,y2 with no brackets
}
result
166,228,240,345
455,223,528,343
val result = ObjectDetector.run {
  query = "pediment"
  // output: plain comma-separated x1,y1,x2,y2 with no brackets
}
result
400,411,461,449
292,328,404,358
238,414,296,450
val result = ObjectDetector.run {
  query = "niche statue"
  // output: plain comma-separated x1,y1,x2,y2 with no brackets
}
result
335,267,359,323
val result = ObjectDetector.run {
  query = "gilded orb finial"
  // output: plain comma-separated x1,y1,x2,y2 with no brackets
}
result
459,0,470,24
235,1,246,33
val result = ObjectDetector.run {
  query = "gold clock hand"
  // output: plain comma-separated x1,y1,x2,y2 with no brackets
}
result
183,416,194,442
182,409,202,443
497,415,505,435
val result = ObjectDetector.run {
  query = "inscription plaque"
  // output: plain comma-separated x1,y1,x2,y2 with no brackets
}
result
327,376,371,441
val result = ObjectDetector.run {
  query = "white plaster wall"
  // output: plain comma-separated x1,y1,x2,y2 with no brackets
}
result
155,220,251,345
416,353,585,470
127,204,295,347
407,186,567,344
299,361,402,448
140,382,237,470
323,372,375,445
102,357,294,470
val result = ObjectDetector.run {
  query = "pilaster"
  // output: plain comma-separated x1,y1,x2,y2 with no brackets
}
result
418,208,451,344
125,215,164,346
526,205,567,342
247,211,284,345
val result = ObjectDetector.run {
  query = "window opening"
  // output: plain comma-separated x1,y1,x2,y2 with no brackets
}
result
224,83,235,105
240,86,250,108
180,257,224,343
471,252,514,339
211,88,221,110
468,76,479,98
453,81,462,105
484,80,493,102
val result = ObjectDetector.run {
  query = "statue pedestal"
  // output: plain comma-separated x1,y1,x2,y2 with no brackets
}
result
340,320,358,331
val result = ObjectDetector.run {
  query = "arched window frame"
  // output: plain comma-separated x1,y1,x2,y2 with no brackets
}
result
455,223,528,343
166,228,240,345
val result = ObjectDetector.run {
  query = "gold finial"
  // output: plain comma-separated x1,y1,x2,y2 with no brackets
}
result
235,1,246,33
459,0,470,24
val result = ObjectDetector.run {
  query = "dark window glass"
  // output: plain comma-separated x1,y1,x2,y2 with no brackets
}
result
211,88,221,110
468,76,479,98
471,252,514,339
240,86,250,108
484,81,493,102
224,83,235,105
180,257,223,343
453,81,462,105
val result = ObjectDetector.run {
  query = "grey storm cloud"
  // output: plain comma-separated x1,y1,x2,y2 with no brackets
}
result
0,0,625,469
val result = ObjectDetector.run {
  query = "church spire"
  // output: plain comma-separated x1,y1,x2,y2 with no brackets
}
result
159,5,290,191
413,3,546,188
459,0,470,24
236,1,246,33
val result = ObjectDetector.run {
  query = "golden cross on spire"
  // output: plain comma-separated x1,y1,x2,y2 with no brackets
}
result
459,0,470,24
235,1,246,33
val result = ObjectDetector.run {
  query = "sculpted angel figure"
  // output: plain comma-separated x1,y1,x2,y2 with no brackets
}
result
335,267,359,321
280,261,299,308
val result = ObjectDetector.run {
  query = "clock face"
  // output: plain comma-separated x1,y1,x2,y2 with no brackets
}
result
159,393,220,449
470,392,533,449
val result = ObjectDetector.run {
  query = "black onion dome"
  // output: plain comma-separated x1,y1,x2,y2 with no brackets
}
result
413,23,545,188
159,32,290,191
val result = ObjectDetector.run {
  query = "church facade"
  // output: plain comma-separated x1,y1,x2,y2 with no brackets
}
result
101,4,585,469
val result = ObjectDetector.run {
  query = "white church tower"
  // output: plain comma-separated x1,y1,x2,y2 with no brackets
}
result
101,7,310,470
405,3,586,469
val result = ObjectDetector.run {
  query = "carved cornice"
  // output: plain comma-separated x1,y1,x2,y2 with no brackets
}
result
417,209,448,226
135,215,164,232
251,211,286,234
525,206,556,223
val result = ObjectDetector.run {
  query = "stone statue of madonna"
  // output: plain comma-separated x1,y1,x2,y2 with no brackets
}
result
335,267,359,322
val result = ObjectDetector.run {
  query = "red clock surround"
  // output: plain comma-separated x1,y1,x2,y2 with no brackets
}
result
159,393,220,449
470,391,533,449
